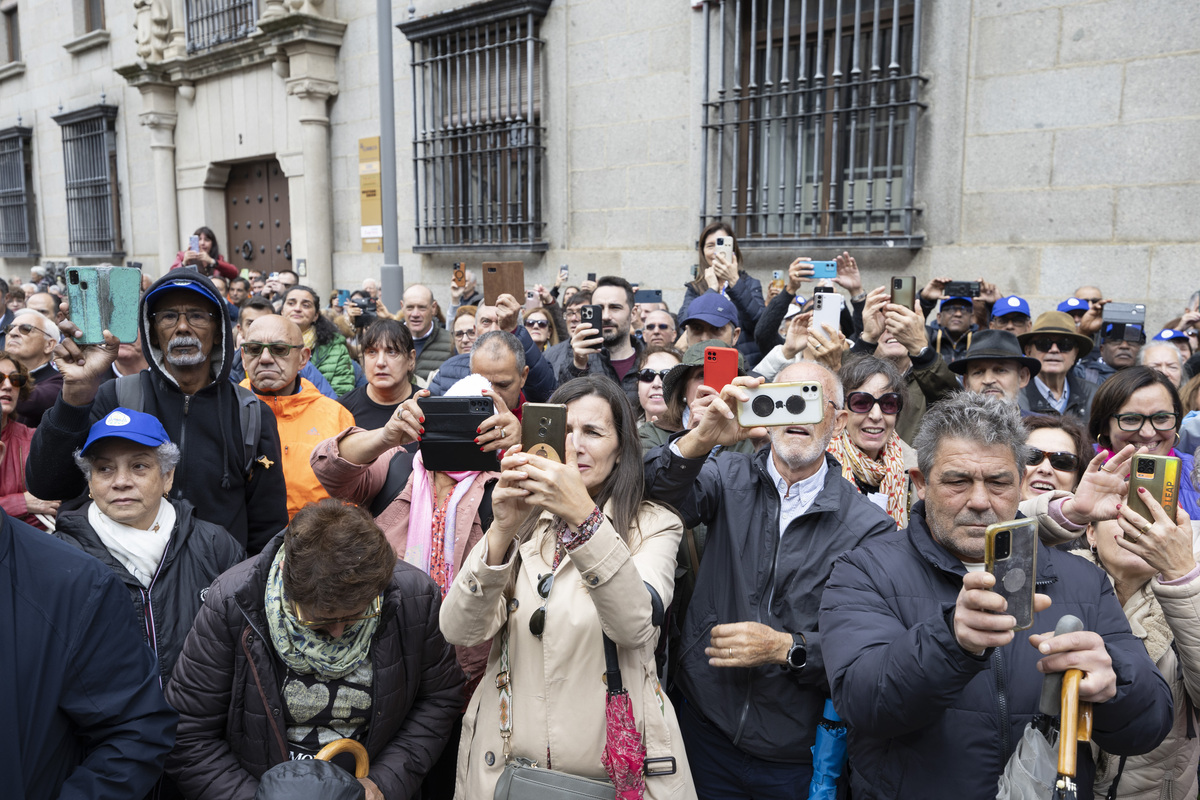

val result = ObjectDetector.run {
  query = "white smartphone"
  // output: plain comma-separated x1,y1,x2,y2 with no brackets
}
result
714,236,734,263
737,382,825,427
812,292,842,337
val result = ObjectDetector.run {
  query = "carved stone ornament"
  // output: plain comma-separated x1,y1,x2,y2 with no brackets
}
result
285,0,326,16
286,77,339,101
134,0,171,63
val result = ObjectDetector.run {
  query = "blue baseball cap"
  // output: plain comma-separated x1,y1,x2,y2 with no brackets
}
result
143,277,219,310
991,295,1031,319
940,297,974,309
1154,329,1189,342
81,408,173,455
680,292,740,329
1057,297,1089,314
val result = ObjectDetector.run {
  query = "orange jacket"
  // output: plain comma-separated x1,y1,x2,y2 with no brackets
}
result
241,377,356,518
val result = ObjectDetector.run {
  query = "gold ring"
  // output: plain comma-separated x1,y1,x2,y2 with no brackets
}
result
1140,523,1153,535
727,648,733,658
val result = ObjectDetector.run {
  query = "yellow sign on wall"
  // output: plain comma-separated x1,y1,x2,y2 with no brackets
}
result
359,137,382,253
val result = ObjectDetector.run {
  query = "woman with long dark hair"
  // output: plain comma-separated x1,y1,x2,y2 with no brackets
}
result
170,225,238,279
440,376,696,799
678,222,764,362
281,284,357,397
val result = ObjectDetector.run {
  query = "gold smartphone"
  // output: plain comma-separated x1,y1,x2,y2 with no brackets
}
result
521,403,567,463
1127,454,1181,524
984,519,1038,632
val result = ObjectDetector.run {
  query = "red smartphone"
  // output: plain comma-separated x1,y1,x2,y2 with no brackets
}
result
703,347,738,391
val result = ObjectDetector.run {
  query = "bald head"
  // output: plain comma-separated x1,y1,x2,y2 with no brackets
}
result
776,360,843,407
243,315,309,393
402,284,437,338
769,360,847,478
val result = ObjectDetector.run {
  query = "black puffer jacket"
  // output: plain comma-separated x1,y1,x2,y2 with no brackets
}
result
26,271,288,553
820,502,1174,800
53,496,245,685
643,442,896,762
164,533,465,800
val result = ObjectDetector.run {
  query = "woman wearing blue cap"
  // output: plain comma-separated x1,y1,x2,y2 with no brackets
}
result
54,407,245,686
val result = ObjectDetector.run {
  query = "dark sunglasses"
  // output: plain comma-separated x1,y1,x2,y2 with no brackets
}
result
846,391,903,415
4,322,52,339
528,573,554,638
1026,447,1080,473
0,371,27,388
637,368,672,383
1030,338,1077,353
644,323,672,331
241,341,303,359
524,319,550,329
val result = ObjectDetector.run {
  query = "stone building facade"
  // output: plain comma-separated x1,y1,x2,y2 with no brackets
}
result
0,0,1196,327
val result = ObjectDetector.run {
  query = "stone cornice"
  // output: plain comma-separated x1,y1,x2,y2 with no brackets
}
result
398,0,553,41
52,103,119,127
63,29,111,55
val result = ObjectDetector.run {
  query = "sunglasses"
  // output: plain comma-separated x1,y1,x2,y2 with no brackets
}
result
529,573,554,638
525,319,550,329
637,368,672,383
241,341,303,359
4,322,53,339
0,371,27,388
291,595,382,629
1030,338,1077,353
644,323,672,332
846,391,903,415
1026,447,1080,473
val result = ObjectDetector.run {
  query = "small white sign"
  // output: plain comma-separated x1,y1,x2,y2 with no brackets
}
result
361,225,383,239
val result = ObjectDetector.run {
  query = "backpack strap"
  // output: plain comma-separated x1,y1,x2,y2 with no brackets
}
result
232,382,260,476
367,449,416,518
114,373,146,412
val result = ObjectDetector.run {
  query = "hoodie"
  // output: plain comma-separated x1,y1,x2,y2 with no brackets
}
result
25,271,288,553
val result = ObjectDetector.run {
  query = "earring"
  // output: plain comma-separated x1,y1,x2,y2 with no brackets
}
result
87,490,93,499
163,491,170,499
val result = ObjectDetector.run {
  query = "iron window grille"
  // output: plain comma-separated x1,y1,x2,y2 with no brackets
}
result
0,126,38,257
52,104,124,257
400,0,550,252
700,0,926,248
186,0,258,54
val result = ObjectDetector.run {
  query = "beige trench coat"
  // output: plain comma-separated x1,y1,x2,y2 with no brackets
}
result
439,501,697,800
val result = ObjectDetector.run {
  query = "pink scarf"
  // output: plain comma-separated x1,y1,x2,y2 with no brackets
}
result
403,451,480,590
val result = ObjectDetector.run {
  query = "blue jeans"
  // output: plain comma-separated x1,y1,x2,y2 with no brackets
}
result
677,693,813,800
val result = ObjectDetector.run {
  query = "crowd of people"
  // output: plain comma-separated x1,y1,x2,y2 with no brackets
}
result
6,219,1200,800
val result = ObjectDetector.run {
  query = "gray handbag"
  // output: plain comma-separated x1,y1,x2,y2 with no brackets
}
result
494,757,616,800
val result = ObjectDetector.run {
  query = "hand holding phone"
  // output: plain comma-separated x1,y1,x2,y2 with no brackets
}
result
571,304,605,368
985,519,1038,631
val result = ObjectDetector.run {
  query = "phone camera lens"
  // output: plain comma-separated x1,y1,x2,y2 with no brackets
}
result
994,532,1011,561
752,395,774,418
538,430,546,439
1138,458,1155,473
785,395,806,415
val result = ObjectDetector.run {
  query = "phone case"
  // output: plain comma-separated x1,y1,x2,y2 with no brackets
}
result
416,397,500,472
703,347,738,391
714,238,734,262
736,381,824,427
1127,454,1181,524
944,281,980,298
634,289,663,305
481,261,525,306
891,276,916,309
452,263,466,289
1101,302,1147,326
579,304,603,332
812,292,842,335
810,261,838,280
66,266,142,344
522,403,568,463
985,519,1038,631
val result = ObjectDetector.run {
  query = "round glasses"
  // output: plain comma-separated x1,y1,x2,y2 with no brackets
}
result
1026,447,1079,473
846,391,903,416
1030,338,1077,353
528,573,554,638
637,368,672,383
1112,412,1178,432
453,329,477,340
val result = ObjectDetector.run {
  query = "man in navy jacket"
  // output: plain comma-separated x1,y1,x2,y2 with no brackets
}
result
0,508,177,798
820,392,1172,799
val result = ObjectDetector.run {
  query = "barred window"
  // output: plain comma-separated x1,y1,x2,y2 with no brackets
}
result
700,0,925,248
400,0,549,252
0,126,38,257
52,105,124,257
186,0,257,54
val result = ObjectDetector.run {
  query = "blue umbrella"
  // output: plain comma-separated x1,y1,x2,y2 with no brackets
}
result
809,699,848,800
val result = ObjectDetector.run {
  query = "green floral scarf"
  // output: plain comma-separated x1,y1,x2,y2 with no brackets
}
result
264,545,380,680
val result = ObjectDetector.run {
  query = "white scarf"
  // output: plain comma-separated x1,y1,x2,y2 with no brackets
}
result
88,499,177,589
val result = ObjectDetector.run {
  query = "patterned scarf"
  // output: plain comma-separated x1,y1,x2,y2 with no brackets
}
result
264,546,380,680
827,430,908,527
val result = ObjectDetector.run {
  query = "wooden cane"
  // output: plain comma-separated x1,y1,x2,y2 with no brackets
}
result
1057,669,1085,778
315,738,370,779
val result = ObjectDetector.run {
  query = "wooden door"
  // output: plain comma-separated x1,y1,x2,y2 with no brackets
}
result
225,159,291,273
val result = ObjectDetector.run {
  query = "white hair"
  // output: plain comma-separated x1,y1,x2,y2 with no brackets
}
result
13,308,58,339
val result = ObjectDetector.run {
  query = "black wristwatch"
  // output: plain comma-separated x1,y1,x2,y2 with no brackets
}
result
786,632,807,671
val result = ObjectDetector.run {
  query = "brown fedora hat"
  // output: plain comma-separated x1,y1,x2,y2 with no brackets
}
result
1017,311,1094,359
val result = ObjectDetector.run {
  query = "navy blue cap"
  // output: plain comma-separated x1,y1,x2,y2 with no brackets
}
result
81,408,173,455
1154,329,1189,342
680,292,740,329
940,296,974,308
991,295,1031,319
144,277,218,309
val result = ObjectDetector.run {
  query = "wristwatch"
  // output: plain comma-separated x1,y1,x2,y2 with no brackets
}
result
786,632,807,671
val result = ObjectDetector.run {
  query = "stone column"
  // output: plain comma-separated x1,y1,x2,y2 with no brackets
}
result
286,76,337,296
137,83,180,270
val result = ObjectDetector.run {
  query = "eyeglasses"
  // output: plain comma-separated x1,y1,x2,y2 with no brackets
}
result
1079,297,1102,305
1026,447,1080,473
152,309,215,328
846,391,904,416
1030,338,1077,353
291,595,382,629
242,341,303,359
644,323,672,332
453,329,477,340
637,368,672,383
528,573,554,638
1113,411,1178,432
0,371,27,388
525,319,550,329
3,322,53,339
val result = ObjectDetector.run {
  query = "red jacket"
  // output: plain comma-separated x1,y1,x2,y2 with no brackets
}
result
0,420,44,530
169,250,238,279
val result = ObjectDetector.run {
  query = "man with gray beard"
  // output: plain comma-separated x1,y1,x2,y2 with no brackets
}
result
643,361,895,799
25,271,287,553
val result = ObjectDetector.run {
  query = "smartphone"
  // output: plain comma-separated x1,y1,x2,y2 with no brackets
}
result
943,281,981,298
985,519,1038,631
809,260,838,280
452,262,466,289
559,264,569,280
812,292,843,336
579,304,603,334
714,237,734,263
690,264,699,280
586,272,597,283
634,289,663,305
337,289,350,306
703,347,738,391
524,290,540,310
772,269,784,281
66,266,142,344
188,234,199,252
521,403,567,463
1127,454,1181,525
482,261,525,306
416,396,500,472
736,381,824,428
1102,302,1147,326
891,276,916,309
